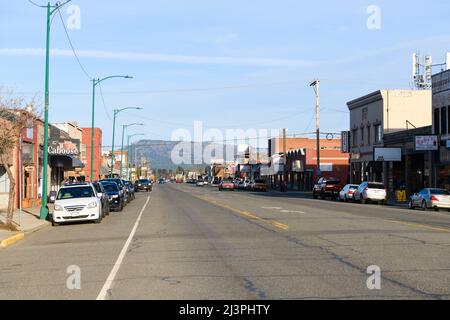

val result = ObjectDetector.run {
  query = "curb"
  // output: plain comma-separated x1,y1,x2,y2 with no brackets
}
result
0,221,51,249
1,233,25,248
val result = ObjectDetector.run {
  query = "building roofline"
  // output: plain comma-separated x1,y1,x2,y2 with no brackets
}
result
347,90,383,110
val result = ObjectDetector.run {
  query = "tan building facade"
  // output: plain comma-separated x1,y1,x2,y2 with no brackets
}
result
347,89,432,184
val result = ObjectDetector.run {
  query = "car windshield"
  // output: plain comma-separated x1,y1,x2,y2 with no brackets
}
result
325,180,340,185
102,184,119,192
368,183,385,189
93,184,102,192
430,189,450,195
57,187,94,200
349,185,358,190
139,179,150,183
102,179,121,186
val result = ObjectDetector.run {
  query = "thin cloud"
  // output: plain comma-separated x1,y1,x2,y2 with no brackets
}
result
0,35,449,67
0,48,313,67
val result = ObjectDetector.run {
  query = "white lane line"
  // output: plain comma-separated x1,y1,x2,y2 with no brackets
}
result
262,206,305,214
96,196,151,300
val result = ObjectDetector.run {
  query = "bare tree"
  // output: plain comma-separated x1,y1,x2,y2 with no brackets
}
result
0,90,38,230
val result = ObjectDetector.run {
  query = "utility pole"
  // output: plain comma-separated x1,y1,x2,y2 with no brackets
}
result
120,123,143,178
310,80,320,180
134,143,138,180
282,128,287,191
110,107,142,178
90,75,132,181
38,0,72,221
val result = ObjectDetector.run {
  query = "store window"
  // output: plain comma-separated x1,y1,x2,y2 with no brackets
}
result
352,129,357,147
374,124,382,144
367,126,371,146
442,107,447,135
434,108,440,135
0,166,10,193
448,105,450,135
360,128,364,146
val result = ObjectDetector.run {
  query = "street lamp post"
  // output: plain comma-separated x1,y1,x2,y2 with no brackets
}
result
110,107,143,178
127,133,145,180
120,123,143,178
39,0,72,221
90,75,132,182
310,80,320,180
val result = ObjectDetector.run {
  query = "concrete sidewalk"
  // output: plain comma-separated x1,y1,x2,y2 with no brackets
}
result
0,206,51,248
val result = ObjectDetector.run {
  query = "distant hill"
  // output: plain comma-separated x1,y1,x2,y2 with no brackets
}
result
128,140,238,170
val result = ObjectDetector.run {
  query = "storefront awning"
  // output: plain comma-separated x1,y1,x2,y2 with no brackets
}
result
50,155,85,169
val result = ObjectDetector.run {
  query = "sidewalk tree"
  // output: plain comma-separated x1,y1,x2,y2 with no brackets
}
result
0,90,38,229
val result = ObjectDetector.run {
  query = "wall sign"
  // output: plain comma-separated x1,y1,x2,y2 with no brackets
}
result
415,135,439,151
48,139,80,156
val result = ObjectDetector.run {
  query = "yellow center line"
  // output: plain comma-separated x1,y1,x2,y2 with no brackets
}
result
188,192,289,231
385,219,450,233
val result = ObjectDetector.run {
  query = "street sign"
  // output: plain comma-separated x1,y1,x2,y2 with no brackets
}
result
341,131,350,153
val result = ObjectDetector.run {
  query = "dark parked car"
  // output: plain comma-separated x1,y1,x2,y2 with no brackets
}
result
100,178,129,204
135,179,152,192
100,181,124,212
92,182,110,217
313,177,343,200
124,180,135,200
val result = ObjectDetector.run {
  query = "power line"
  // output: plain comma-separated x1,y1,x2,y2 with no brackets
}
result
14,79,309,96
27,0,46,8
127,108,311,129
98,83,112,121
56,7,92,80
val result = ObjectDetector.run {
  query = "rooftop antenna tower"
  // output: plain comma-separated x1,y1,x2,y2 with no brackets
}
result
413,51,449,89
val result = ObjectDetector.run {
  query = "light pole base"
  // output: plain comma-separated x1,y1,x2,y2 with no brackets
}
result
39,205,49,221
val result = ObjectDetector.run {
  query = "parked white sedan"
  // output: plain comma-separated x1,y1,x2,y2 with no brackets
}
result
409,188,450,211
52,183,103,226
353,182,386,204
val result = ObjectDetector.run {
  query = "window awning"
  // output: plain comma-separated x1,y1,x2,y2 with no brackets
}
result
50,155,85,169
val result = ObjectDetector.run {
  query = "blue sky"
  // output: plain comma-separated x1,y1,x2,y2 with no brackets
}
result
1,0,450,148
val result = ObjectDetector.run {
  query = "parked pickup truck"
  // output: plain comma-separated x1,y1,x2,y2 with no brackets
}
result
313,177,343,200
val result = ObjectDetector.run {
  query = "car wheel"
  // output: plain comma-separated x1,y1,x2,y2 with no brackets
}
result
408,200,415,210
313,192,318,199
52,220,59,227
421,201,427,211
94,214,102,224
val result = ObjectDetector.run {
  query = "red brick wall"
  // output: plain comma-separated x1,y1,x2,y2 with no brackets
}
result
305,148,349,184
81,128,102,181
276,137,341,153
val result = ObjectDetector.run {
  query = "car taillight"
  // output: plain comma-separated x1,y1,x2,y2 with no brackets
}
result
430,195,439,201
348,191,354,194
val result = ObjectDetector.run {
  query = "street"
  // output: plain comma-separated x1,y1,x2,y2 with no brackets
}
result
1,183,450,300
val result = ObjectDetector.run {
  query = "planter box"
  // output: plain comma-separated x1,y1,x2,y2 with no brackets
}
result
22,198,31,209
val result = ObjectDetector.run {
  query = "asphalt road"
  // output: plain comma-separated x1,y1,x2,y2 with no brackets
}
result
1,183,450,300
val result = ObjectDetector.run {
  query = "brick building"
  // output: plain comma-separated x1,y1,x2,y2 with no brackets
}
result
264,137,349,190
81,128,103,182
